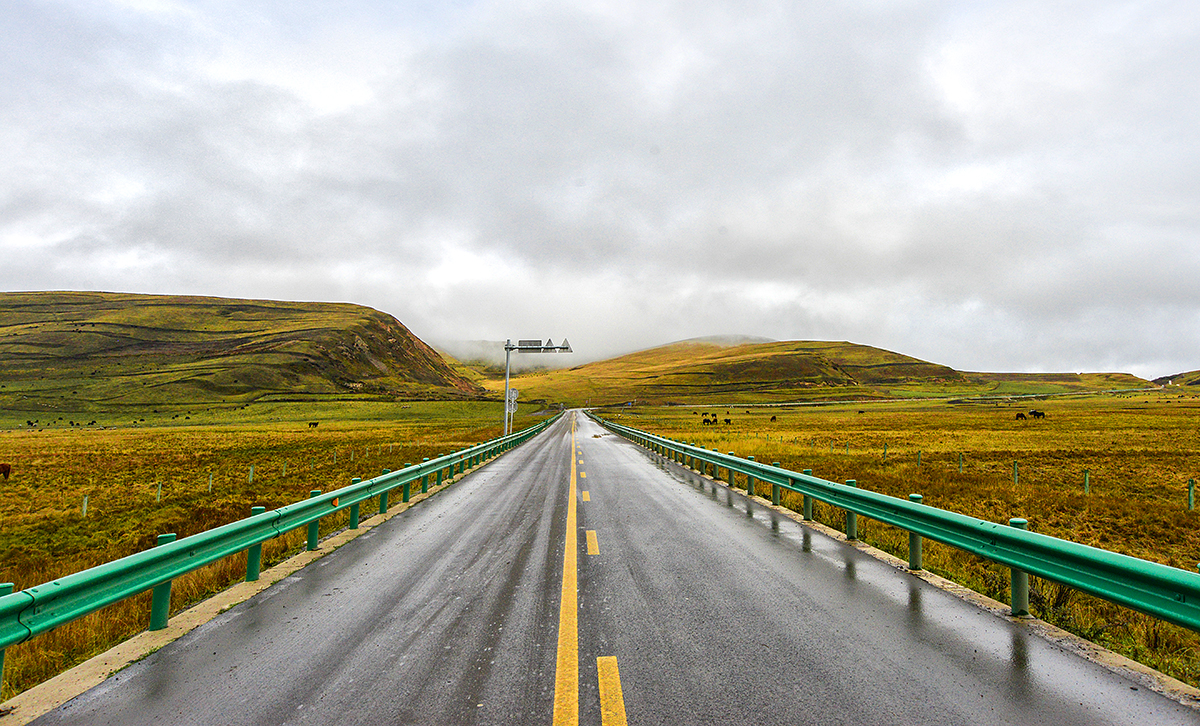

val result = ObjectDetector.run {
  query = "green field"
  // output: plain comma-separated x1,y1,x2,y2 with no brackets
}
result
595,389,1200,687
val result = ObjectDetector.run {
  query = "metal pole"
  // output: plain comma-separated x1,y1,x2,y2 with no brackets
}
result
246,507,266,581
845,480,858,540
1009,518,1030,616
149,533,177,630
503,339,513,436
908,494,923,569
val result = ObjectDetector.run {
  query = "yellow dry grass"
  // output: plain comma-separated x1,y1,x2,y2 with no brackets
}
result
0,402,535,699
606,389,1200,685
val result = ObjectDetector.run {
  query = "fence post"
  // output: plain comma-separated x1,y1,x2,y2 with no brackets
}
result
772,463,781,505
908,494,923,569
349,478,362,528
1013,461,1019,486
1009,518,1030,616
82,495,88,517
918,450,922,467
379,470,391,514
246,507,266,581
208,472,213,492
248,466,254,483
883,444,887,461
958,452,963,473
1190,479,1195,511
746,457,756,497
149,533,177,630
845,480,858,540
307,490,321,551
0,582,13,694
802,470,813,520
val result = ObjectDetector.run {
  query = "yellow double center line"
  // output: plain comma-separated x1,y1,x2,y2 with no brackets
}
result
554,415,627,725
553,417,581,725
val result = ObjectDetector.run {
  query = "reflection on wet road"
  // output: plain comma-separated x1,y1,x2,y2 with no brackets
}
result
30,413,1199,726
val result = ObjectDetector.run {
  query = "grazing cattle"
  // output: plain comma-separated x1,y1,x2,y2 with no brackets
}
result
770,415,777,422
723,418,731,425
1015,413,1026,420
0,463,10,480
1028,410,1046,419
308,422,319,429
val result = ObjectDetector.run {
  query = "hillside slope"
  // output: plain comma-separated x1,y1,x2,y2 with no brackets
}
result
0,292,484,415
492,338,1150,406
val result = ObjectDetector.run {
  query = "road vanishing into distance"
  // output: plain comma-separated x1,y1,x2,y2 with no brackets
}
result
31,412,1198,725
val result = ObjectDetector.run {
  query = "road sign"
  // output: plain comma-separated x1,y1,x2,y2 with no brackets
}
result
507,388,519,401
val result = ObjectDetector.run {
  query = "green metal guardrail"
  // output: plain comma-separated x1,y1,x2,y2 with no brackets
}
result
589,413,1200,632
0,414,561,668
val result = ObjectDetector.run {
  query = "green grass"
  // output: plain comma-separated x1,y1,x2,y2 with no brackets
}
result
0,291,484,418
492,339,1150,406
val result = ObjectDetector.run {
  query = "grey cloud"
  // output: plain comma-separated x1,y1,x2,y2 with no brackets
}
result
2,0,1199,378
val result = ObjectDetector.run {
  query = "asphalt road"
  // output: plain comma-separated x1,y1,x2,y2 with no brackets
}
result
32,412,1198,725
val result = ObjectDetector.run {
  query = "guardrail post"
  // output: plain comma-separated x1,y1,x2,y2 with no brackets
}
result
844,480,858,540
379,470,391,515
747,457,756,497
726,452,735,483
349,478,362,529
1009,518,1030,616
403,464,412,502
907,495,923,569
0,582,13,690
802,470,813,520
772,464,781,505
421,458,430,493
307,491,321,551
245,507,266,581
436,466,444,488
149,533,177,631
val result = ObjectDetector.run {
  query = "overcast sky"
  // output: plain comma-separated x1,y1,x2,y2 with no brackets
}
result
3,1,1198,379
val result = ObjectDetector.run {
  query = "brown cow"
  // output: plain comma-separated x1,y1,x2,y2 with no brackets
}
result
0,463,10,480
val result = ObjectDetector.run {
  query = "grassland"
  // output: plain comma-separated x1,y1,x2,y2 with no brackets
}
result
0,399,544,700
0,291,484,418
595,388,1200,686
492,338,1150,406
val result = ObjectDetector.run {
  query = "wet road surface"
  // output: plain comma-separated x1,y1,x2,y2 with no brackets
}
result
31,412,1198,725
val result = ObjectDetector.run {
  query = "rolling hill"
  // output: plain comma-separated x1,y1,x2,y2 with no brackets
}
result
0,291,484,417
486,338,1151,406
1155,371,1200,387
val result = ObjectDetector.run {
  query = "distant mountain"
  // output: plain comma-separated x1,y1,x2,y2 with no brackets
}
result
0,291,483,413
1154,371,1200,387
490,338,1150,406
